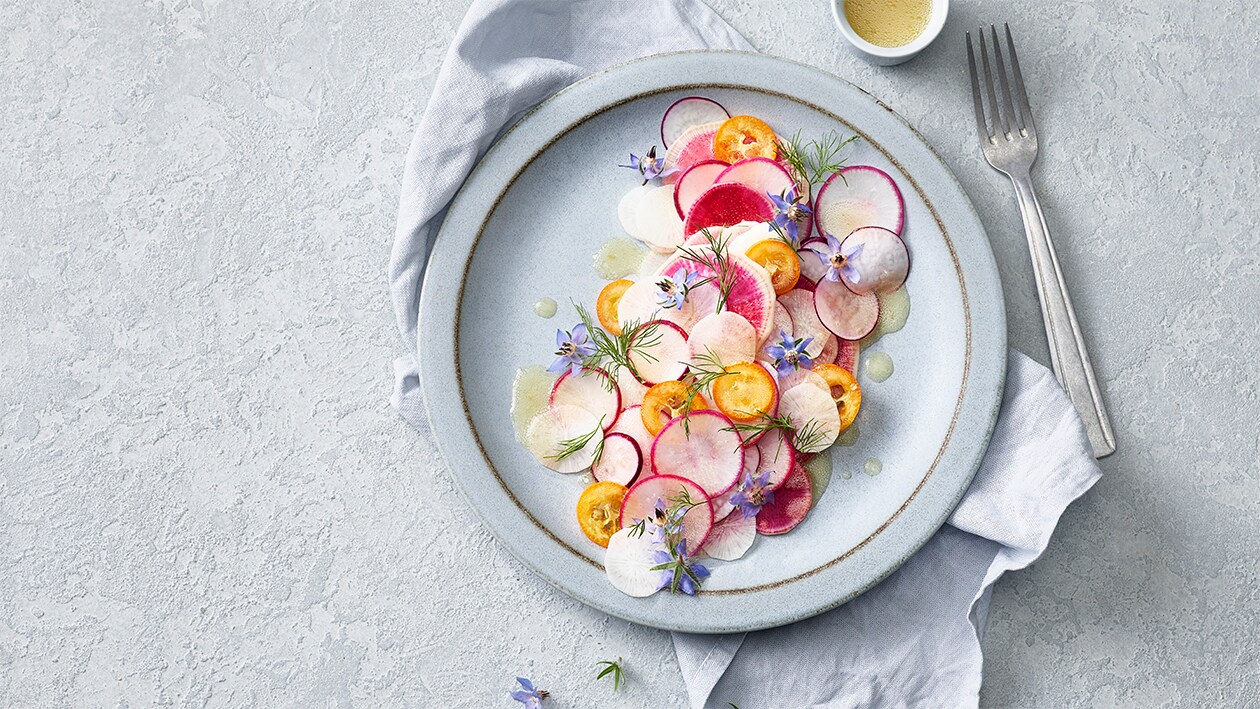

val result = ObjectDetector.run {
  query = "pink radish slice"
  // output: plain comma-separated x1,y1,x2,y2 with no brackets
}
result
755,427,797,489
616,367,649,407
813,165,905,238
661,97,730,148
815,277,880,340
715,157,795,200
688,311,756,367
634,185,685,252
627,320,689,385
682,182,775,237
592,432,642,486
653,250,777,344
817,332,838,365
619,474,714,551
840,226,909,295
674,160,729,219
759,303,795,357
525,404,602,474
702,511,756,561
550,367,621,431
604,528,664,597
609,405,656,477
756,461,813,535
662,121,724,181
778,289,830,361
834,339,860,373
651,410,745,497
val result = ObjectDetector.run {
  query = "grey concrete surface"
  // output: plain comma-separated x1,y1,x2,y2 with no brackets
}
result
2,0,1257,706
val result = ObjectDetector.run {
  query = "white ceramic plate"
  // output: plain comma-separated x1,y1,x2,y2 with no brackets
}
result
419,52,1006,633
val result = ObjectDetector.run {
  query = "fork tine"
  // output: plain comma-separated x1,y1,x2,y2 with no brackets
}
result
977,26,1006,137
1004,23,1036,136
989,25,1021,135
965,32,991,143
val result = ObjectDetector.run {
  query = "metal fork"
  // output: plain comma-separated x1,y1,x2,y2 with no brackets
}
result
966,25,1116,458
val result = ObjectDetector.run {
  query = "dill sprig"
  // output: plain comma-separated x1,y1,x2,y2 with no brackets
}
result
549,415,606,462
595,658,626,691
676,229,737,313
777,129,860,186
574,302,662,390
722,410,826,453
678,348,734,435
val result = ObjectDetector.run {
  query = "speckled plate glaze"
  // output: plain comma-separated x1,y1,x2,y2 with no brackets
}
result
419,52,1006,633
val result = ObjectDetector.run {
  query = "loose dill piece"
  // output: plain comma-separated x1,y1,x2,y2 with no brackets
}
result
778,129,860,185
791,418,828,454
574,302,662,389
549,415,606,462
595,657,626,691
676,228,738,313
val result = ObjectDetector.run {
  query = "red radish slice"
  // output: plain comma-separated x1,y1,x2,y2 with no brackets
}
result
609,405,656,477
616,367,649,407
682,182,775,237
715,157,795,200
840,226,909,295
604,528,664,597
688,311,756,367
661,97,730,148
756,461,813,535
755,427,797,489
813,165,905,238
618,184,653,237
592,432,642,486
674,160,729,218
619,474,714,551
702,511,756,561
627,320,689,385
778,289,830,361
524,404,602,474
815,277,880,340
663,121,724,180
777,367,829,395
653,250,777,344
550,367,621,431
834,338,860,373
634,185,685,252
779,383,842,453
651,410,744,497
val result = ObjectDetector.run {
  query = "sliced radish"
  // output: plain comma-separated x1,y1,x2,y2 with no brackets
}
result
673,160,729,218
723,220,778,258
816,332,838,364
777,289,830,361
609,405,656,477
709,486,738,523
683,182,775,237
616,366,649,407
813,165,905,238
779,383,842,454
604,527,663,597
777,367,829,395
661,97,730,148
592,432,642,486
840,226,909,295
758,302,795,358
814,277,880,340
688,311,756,367
662,121,724,180
618,184,653,238
651,410,744,497
616,278,719,334
627,320,689,385
756,461,813,535
797,244,830,283
834,338,860,373
634,184,685,252
550,367,620,431
702,511,756,561
653,250,776,344
619,474,714,551
795,275,816,292
715,157,795,201
755,427,797,489
524,404,602,474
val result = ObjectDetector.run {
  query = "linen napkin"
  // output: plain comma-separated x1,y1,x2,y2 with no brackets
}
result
388,2,1102,707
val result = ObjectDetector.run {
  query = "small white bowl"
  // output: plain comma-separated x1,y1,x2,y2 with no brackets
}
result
830,0,949,66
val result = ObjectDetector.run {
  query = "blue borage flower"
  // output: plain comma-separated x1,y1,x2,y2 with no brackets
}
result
510,677,548,708
654,267,700,309
806,233,864,285
619,146,679,184
764,329,814,377
548,323,596,377
731,471,776,518
768,184,812,246
650,540,711,596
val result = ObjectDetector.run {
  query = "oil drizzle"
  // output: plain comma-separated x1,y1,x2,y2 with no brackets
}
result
534,297,557,318
593,237,646,280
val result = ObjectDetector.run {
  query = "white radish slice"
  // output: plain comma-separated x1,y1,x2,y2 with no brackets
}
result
592,432,642,486
627,320,689,385
662,120,724,178
550,367,621,431
609,405,656,477
619,474,714,552
756,461,813,535
618,184,653,238
725,221,778,257
835,338,860,373
758,302,795,358
651,410,744,497
814,277,880,340
604,527,664,597
710,443,761,522
616,366,649,407
779,383,842,454
616,277,719,334
661,97,730,148
813,165,905,238
687,311,756,367
524,404,602,473
755,427,797,489
635,185,685,252
777,367,829,395
673,160,729,218
702,511,756,561
777,289,830,361
839,227,910,295
715,157,795,200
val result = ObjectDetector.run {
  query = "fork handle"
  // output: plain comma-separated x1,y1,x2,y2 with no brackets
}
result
1009,172,1116,458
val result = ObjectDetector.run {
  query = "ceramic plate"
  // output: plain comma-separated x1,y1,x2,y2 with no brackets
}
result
419,52,1006,633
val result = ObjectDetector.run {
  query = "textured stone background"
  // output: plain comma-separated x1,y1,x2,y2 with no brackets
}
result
2,0,1257,706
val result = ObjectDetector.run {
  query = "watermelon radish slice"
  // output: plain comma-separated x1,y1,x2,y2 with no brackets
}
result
756,461,813,535
834,338,860,373
592,432,642,486
619,474,714,551
682,182,775,237
609,405,656,477
715,157,795,201
627,320,689,385
550,367,621,431
653,250,776,344
604,527,664,597
661,97,729,148
673,160,729,218
634,184,685,252
794,275,816,292
688,311,756,367
813,165,905,238
663,121,724,180
702,510,756,561
524,404,603,474
840,227,909,295
815,277,880,340
779,383,842,453
755,427,796,489
651,410,744,497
